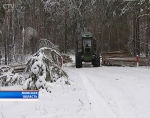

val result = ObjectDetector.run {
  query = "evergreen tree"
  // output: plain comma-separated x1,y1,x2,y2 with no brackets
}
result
23,47,69,92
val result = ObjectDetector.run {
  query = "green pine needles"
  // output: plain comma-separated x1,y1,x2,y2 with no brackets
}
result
23,47,69,92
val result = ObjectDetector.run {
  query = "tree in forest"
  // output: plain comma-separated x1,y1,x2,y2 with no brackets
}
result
0,1,5,24
23,47,69,92
24,27,39,54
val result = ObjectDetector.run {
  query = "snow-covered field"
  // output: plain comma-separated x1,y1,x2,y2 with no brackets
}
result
1,58,150,118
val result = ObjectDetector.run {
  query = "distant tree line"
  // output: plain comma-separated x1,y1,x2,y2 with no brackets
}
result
0,0,150,64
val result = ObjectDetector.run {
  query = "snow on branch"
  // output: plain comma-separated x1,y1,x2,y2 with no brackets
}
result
136,14,150,21
39,39,55,48
23,27,38,45
23,47,69,92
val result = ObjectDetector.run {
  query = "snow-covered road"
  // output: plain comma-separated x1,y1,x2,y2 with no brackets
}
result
76,65,150,118
79,71,117,118
1,62,150,118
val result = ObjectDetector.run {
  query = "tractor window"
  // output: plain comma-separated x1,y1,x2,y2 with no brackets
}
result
85,47,91,54
83,39,91,47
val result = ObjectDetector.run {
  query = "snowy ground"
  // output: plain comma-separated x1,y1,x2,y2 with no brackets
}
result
77,65,150,118
1,56,150,118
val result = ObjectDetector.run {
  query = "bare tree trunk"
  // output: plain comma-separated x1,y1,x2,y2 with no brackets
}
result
145,23,149,57
4,6,7,65
100,26,103,52
133,12,137,56
109,24,111,51
7,12,10,64
39,2,42,38
12,1,15,62
146,0,150,57
135,17,140,56
64,0,68,53
21,14,25,63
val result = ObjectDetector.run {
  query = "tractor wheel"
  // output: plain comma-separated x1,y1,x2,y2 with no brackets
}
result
75,53,82,68
93,55,100,67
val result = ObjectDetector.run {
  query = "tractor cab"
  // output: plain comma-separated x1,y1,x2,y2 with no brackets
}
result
75,32,100,68
82,34,92,61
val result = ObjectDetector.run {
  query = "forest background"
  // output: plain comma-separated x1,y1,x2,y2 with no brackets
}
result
0,0,150,64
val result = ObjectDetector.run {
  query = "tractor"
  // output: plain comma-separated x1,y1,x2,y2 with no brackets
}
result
75,32,100,68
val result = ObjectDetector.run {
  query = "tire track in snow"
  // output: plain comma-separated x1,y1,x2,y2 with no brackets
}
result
79,72,117,118
86,71,122,118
